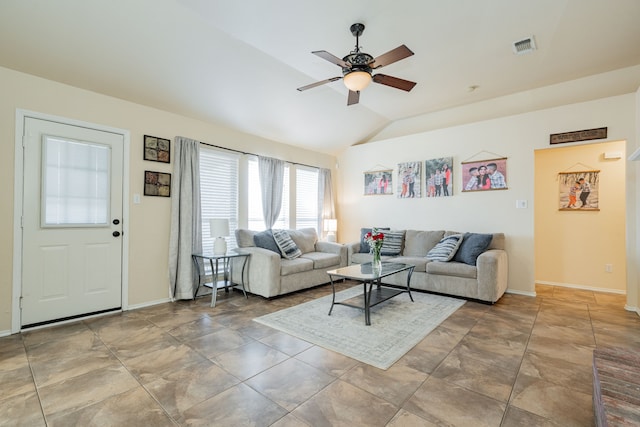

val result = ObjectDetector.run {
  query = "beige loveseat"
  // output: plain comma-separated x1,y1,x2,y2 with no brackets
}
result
232,228,348,298
347,229,508,303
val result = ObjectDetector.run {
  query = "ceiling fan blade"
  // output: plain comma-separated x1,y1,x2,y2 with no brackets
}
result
370,45,414,69
312,50,350,68
372,74,417,92
347,90,360,106
297,76,342,92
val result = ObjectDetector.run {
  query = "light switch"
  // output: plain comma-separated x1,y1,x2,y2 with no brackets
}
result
133,194,141,204
516,200,527,209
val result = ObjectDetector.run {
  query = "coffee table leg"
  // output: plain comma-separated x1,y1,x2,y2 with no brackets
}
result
406,267,415,302
328,275,336,316
365,281,373,326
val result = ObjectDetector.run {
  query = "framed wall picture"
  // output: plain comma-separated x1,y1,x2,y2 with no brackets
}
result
397,161,422,198
364,170,393,195
143,135,171,163
558,170,599,211
461,157,508,192
425,157,453,197
144,171,171,197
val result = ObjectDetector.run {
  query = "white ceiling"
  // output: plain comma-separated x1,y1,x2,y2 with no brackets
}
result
1,0,640,155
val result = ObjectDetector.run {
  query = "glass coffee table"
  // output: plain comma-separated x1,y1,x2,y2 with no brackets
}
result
326,262,415,325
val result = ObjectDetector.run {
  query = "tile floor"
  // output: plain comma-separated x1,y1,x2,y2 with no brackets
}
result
1,283,639,426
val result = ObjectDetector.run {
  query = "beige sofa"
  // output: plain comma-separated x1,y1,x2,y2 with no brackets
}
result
347,229,508,303
232,228,348,298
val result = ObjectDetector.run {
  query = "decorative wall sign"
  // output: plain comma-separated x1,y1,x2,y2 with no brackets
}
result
144,171,171,197
397,161,421,198
425,157,453,197
144,135,171,163
364,170,393,195
461,157,508,192
550,127,607,145
558,170,599,211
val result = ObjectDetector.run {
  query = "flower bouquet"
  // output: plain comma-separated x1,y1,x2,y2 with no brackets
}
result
364,228,385,270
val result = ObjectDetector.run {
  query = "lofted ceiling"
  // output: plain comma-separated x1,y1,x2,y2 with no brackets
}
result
1,0,640,155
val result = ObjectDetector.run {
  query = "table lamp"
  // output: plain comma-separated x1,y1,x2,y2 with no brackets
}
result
324,218,337,242
209,218,230,255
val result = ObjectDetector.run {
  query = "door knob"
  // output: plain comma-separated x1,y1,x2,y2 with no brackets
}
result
113,219,120,225
112,231,121,237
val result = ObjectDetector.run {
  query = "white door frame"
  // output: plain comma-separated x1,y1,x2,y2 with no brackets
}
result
12,109,130,334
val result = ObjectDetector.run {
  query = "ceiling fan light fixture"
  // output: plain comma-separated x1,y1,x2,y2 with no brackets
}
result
343,70,372,92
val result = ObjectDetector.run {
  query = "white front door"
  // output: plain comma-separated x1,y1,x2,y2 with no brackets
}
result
21,117,124,327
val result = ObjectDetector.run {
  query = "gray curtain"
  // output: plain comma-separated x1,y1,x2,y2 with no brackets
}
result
318,168,335,236
258,156,284,229
169,137,202,300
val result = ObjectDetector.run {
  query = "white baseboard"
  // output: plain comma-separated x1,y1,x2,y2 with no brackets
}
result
505,288,536,297
624,305,640,317
535,280,626,295
0,329,12,338
127,298,171,311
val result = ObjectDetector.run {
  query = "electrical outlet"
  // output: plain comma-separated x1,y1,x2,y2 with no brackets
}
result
605,264,613,273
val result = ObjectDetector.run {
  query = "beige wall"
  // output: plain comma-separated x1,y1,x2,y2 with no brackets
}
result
534,141,627,292
336,93,638,298
0,66,336,333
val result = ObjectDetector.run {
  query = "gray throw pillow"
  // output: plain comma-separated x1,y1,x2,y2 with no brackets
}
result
272,229,302,259
426,234,464,262
453,233,493,265
359,227,390,253
380,230,404,256
253,229,280,254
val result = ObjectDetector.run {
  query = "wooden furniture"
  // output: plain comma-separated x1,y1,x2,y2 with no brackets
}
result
593,347,640,426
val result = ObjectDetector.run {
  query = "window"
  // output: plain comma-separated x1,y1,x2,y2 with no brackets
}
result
295,166,319,231
199,147,239,251
247,158,289,230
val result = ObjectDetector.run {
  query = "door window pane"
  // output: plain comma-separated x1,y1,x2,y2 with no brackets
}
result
42,136,110,226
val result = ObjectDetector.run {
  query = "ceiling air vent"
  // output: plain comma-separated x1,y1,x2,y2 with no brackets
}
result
512,36,536,54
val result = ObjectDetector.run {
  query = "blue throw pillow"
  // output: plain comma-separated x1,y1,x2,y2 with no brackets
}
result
453,233,493,265
253,229,280,254
359,227,390,253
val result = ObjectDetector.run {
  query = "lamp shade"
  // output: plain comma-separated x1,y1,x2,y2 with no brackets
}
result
209,218,230,237
209,218,229,255
343,70,372,92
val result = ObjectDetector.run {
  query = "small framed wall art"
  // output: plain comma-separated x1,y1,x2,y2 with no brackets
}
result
364,170,393,195
144,171,171,197
461,157,508,192
143,135,171,163
558,170,599,211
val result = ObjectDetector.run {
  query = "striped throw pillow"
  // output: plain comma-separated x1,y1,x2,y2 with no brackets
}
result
380,230,405,256
426,234,464,262
272,229,302,259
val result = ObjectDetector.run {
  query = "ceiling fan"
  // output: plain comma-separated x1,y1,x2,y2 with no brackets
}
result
297,23,416,106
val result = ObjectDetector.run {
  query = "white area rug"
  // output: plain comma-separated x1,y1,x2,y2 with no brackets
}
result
254,286,465,370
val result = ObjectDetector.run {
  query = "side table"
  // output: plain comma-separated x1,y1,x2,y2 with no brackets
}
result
191,252,250,307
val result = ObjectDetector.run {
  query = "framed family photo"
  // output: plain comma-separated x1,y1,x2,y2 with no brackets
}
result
425,157,453,197
364,170,393,195
558,171,599,211
461,157,508,192
397,161,421,198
